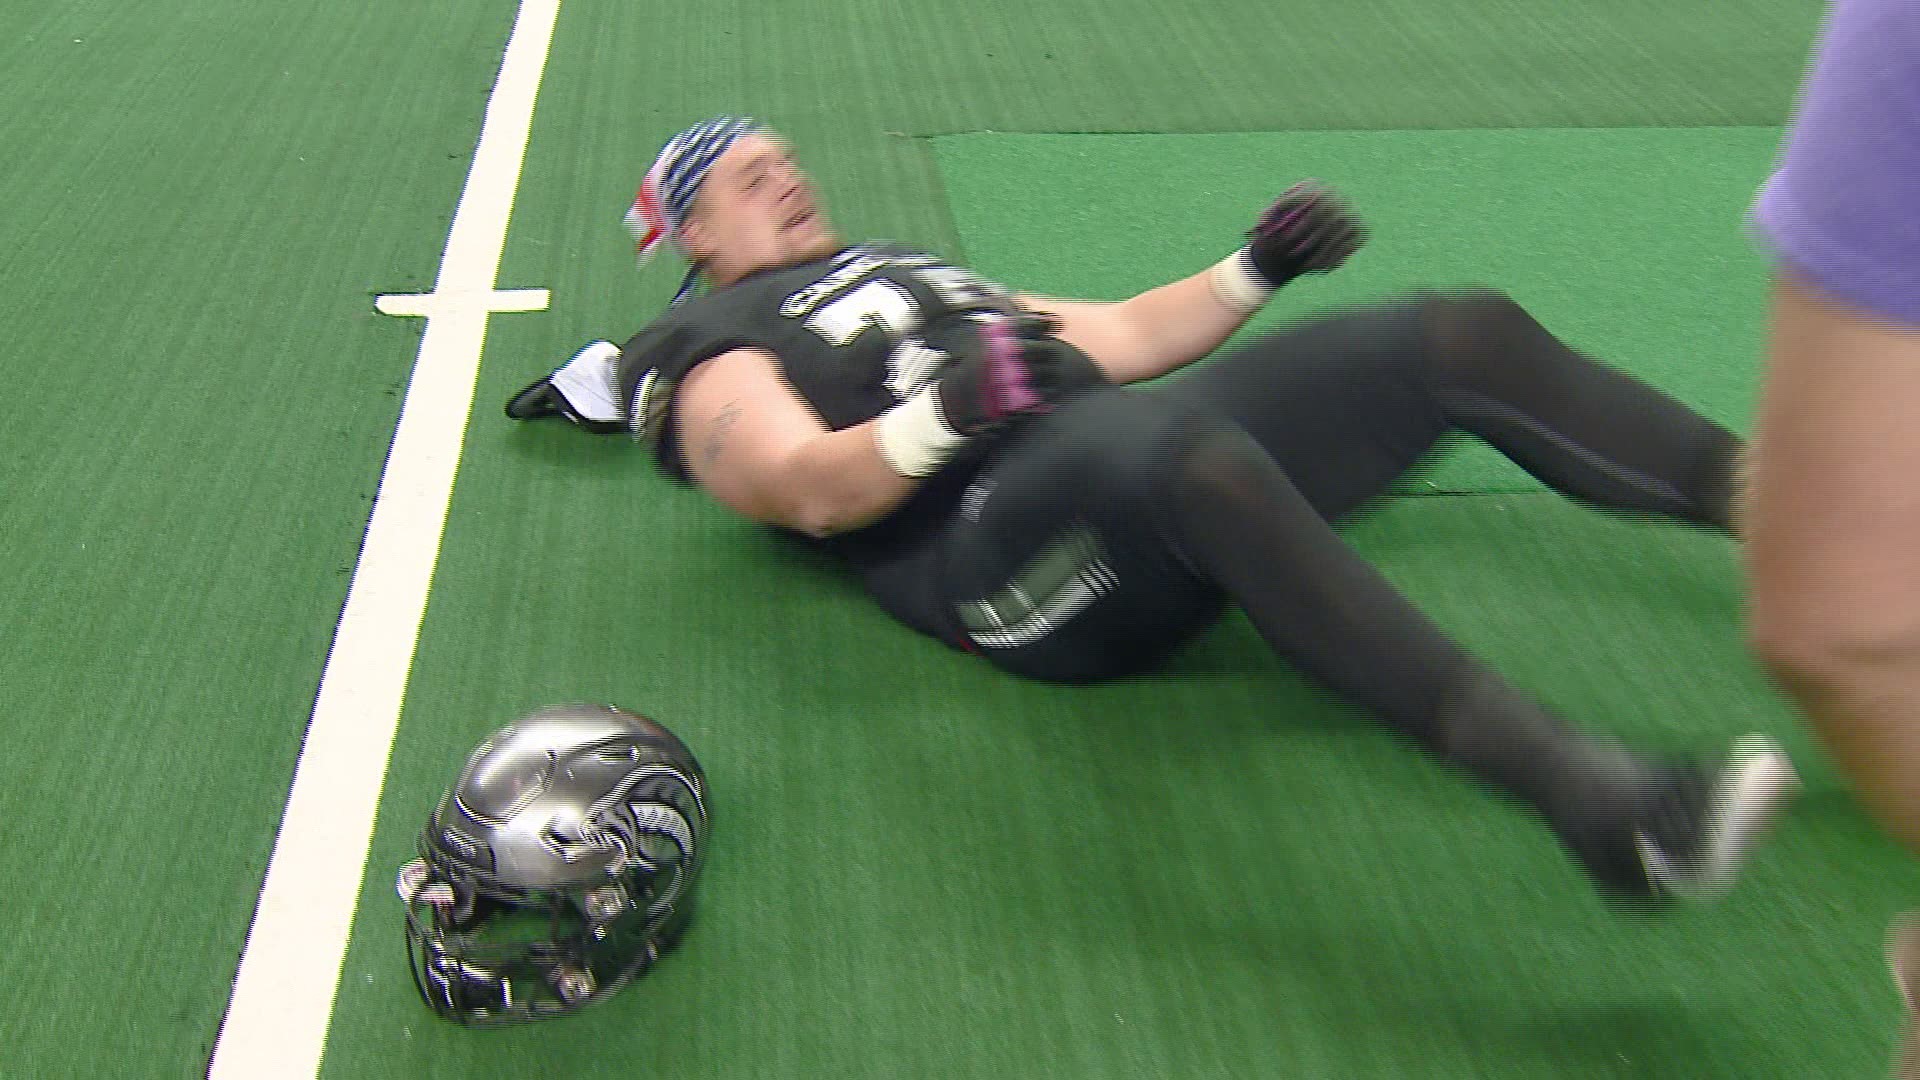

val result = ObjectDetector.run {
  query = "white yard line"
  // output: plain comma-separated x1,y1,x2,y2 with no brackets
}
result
207,2,560,1075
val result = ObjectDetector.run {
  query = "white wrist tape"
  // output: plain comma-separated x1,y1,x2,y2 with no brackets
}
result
1208,247,1275,316
874,387,967,478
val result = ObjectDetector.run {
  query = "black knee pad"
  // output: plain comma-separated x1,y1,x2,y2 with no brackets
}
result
1418,287,1556,396
1167,425,1294,521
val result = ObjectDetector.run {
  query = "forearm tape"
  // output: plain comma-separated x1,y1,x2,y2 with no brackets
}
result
873,387,967,478
1207,247,1275,315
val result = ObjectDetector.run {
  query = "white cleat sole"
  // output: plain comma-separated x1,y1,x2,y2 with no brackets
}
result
1637,733,1801,903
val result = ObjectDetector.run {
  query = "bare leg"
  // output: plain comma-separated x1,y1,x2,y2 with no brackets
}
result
1745,273,1920,853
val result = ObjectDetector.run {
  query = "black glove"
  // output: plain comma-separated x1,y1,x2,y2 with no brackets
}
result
1246,181,1367,288
922,311,1092,437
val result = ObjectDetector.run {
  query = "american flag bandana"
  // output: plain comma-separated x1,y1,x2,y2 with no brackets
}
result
624,116,765,268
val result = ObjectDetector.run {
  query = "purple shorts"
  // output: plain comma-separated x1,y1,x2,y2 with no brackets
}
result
1750,0,1920,326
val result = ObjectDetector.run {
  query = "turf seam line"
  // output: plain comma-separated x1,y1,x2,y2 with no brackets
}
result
907,122,1786,138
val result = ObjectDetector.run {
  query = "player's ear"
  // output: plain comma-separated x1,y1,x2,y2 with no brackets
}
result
678,210,714,263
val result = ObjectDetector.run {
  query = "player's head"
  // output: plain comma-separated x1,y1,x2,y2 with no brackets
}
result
626,117,841,295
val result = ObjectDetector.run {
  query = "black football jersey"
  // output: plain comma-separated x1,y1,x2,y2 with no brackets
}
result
611,243,1103,641
614,242,1039,471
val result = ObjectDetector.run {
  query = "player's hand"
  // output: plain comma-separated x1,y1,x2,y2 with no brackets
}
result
1247,181,1366,287
926,311,1080,437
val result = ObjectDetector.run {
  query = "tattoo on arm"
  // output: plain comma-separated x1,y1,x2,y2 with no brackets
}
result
703,401,744,466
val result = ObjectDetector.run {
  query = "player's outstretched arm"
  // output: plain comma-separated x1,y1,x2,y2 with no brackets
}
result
1021,275,1251,385
1021,181,1366,384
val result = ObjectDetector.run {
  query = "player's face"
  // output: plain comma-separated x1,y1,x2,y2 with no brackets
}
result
682,134,841,285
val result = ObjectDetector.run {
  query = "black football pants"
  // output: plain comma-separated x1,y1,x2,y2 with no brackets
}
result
934,290,1741,831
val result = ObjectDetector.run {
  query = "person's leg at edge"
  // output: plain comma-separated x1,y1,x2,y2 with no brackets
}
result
1746,274,1920,854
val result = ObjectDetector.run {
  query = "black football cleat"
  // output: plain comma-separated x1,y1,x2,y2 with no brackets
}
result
1566,734,1799,911
505,341,627,434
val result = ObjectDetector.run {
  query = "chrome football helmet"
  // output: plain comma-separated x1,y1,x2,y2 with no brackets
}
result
397,703,709,1024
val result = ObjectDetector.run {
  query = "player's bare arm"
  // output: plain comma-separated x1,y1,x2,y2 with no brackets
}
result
1020,269,1253,385
676,346,917,538
1022,180,1367,384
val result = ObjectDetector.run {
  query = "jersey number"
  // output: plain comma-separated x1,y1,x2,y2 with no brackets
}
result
802,280,917,346
798,267,1015,400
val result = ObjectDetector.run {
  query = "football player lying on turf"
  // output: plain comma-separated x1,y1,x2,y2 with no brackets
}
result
508,116,1799,908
